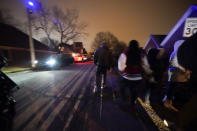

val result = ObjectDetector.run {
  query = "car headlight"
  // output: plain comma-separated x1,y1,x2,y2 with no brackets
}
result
83,57,87,60
34,60,38,64
46,59,56,66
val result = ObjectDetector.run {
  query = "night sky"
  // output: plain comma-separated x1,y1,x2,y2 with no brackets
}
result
0,0,196,51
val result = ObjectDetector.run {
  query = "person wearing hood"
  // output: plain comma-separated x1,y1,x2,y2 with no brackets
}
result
93,42,113,92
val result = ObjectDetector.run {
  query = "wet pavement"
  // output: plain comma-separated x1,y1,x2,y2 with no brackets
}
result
8,62,172,131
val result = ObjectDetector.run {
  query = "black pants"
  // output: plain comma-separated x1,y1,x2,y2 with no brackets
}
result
96,66,108,87
120,77,142,104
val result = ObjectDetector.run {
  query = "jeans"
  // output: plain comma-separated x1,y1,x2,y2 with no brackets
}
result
119,77,142,104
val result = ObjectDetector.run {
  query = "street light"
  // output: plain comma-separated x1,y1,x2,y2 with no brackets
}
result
28,1,34,6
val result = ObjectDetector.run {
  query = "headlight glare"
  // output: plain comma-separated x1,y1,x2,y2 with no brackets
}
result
34,60,38,64
46,59,56,66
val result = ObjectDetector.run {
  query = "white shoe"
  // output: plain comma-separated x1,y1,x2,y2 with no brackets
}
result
93,85,97,93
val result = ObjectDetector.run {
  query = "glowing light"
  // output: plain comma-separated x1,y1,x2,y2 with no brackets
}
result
83,57,87,60
46,59,56,66
34,60,38,64
78,57,82,61
28,1,34,6
72,53,76,57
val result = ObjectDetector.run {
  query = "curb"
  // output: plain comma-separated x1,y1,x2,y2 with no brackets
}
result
136,97,170,131
3,68,32,74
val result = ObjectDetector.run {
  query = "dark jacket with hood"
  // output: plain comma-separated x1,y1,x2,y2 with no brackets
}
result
94,44,112,69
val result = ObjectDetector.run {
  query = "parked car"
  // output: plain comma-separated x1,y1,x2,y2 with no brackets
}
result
72,53,88,63
35,53,74,69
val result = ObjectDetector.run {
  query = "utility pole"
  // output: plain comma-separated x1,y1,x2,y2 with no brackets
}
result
26,1,36,67
27,10,36,67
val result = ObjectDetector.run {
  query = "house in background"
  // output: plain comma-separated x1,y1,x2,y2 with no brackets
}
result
57,43,74,54
72,42,84,54
160,5,197,55
58,42,87,54
143,35,166,53
143,5,197,56
0,23,56,67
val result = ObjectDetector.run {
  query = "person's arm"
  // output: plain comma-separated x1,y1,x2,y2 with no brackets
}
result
141,55,153,75
172,54,186,72
118,53,127,72
141,55,157,83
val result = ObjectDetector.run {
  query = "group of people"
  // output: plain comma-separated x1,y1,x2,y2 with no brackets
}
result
93,38,196,110
93,40,168,105
93,35,197,129
118,40,169,107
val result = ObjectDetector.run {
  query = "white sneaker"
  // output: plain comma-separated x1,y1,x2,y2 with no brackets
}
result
93,85,97,93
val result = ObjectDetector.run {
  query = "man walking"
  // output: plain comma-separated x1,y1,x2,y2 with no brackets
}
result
93,42,112,92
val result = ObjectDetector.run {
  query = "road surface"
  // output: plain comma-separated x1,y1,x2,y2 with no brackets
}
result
8,61,155,131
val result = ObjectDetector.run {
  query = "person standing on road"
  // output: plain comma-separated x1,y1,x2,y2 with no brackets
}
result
93,42,112,92
118,40,152,107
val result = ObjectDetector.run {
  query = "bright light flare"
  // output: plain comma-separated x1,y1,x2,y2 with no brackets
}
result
34,60,38,64
78,57,82,61
46,59,56,66
28,1,34,6
72,53,76,57
83,57,87,60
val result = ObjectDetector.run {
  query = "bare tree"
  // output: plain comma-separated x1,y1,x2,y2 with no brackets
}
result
31,4,56,48
91,31,119,51
113,41,127,56
40,37,58,48
51,6,87,44
92,31,127,57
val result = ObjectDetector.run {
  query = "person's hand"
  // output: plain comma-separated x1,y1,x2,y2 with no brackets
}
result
185,69,191,80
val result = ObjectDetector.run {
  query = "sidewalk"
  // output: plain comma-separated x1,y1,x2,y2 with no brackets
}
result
101,69,171,131
2,66,32,74
105,68,197,130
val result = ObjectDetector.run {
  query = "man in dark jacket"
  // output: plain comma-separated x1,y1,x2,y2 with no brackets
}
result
94,42,112,91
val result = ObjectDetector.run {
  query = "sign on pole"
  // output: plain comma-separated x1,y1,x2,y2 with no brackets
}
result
183,18,197,37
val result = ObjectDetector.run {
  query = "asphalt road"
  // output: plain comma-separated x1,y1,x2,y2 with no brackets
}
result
8,61,155,131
